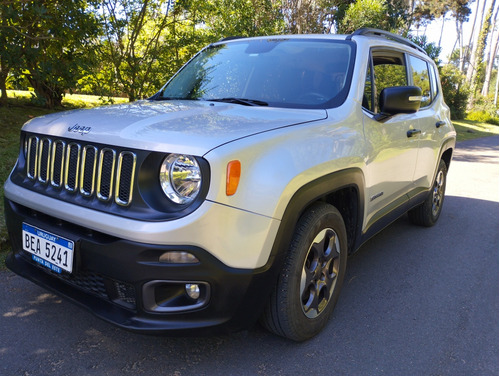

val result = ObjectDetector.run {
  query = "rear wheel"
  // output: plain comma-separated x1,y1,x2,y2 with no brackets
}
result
408,159,448,227
261,202,348,341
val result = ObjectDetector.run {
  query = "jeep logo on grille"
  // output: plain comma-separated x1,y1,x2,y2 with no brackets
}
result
68,124,91,135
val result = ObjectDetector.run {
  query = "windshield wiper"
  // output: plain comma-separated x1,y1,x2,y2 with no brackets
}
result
208,97,268,106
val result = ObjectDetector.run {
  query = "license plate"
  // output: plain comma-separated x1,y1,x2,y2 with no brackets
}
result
22,223,74,274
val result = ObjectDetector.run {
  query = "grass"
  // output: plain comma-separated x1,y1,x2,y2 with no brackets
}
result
8,90,128,108
452,119,499,142
0,94,498,270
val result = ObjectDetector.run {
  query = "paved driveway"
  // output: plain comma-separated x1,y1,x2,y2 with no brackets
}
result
1,137,498,376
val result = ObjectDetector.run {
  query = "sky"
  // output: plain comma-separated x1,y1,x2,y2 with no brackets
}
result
412,0,493,63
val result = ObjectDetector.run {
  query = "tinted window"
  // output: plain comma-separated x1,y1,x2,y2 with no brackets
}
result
409,55,431,107
160,39,355,109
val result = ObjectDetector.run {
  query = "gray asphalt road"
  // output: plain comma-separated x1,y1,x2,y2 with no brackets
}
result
1,137,498,376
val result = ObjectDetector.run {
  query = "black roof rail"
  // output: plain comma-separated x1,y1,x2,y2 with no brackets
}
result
346,28,427,55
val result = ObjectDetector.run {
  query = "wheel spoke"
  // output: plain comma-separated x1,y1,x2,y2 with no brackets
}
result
432,170,445,216
301,227,342,318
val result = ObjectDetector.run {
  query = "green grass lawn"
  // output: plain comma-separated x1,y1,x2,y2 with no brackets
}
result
0,94,498,269
452,119,499,142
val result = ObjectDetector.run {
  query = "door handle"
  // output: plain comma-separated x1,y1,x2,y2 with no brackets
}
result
407,129,421,138
436,120,446,128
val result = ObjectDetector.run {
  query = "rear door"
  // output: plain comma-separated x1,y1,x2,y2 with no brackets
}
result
407,55,443,191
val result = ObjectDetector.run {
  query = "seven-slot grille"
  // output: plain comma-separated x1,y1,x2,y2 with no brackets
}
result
25,136,136,206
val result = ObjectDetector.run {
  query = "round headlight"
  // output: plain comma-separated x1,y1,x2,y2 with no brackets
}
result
159,154,202,204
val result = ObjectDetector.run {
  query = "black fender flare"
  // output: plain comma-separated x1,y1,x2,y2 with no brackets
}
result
257,167,365,277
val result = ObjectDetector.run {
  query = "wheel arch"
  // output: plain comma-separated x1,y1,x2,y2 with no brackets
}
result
264,168,365,277
439,136,456,171
440,147,453,170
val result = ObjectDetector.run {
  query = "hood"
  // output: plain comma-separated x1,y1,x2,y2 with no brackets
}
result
22,100,327,156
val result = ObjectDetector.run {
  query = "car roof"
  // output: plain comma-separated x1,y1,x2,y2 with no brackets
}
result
216,28,428,57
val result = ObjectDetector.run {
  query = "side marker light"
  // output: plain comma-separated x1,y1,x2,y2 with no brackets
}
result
226,160,241,196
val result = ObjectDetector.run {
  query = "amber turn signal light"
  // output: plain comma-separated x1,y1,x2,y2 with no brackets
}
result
226,160,241,196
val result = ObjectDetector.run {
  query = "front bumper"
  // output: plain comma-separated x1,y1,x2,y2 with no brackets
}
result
4,198,276,335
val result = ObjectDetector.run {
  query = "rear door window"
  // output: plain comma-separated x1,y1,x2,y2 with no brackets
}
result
408,55,432,107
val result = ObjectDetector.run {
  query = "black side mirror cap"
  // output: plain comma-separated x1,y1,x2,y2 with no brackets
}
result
379,86,422,115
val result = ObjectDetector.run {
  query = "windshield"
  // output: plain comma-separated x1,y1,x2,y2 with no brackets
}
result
159,39,355,109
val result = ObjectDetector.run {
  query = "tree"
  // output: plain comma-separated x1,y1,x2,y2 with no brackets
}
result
277,0,336,34
1,0,100,108
413,0,471,72
440,64,470,119
206,0,283,37
481,14,499,95
0,1,23,106
467,0,496,107
408,34,442,63
94,0,177,101
466,0,488,80
338,0,408,34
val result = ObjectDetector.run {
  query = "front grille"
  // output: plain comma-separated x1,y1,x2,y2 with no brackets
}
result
26,136,136,206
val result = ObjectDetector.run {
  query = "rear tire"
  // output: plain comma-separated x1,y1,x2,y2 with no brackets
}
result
408,159,447,227
261,202,348,341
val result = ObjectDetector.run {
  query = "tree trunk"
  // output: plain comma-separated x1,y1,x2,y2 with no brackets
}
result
27,76,63,108
495,70,499,105
464,0,482,71
481,31,499,96
481,4,499,95
467,0,497,109
438,15,446,48
0,65,8,106
456,20,465,72
466,0,487,82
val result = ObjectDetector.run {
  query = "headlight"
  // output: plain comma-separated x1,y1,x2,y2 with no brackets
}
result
159,154,201,204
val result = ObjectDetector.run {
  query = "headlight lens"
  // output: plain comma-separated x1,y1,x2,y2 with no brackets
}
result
159,154,202,204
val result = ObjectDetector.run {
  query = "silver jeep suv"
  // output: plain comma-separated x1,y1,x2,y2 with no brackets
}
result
4,29,456,341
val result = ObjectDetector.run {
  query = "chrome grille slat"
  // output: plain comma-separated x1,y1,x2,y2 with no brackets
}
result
50,140,65,188
27,136,39,180
80,146,98,197
24,136,136,206
97,148,116,202
65,143,81,192
115,151,136,206
38,138,51,184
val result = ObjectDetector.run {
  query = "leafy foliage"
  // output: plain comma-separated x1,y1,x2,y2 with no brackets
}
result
338,0,408,34
407,34,442,64
0,0,490,115
1,0,100,108
339,0,387,33
439,64,470,119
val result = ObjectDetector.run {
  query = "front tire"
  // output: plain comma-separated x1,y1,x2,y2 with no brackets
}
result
408,159,448,227
261,203,348,341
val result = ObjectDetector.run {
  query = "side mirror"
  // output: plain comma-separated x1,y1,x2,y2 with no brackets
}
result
379,86,422,115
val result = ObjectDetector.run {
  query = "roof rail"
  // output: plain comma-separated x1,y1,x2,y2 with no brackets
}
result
346,28,427,55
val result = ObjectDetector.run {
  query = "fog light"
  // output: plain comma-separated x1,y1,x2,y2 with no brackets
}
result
185,284,200,300
159,251,199,264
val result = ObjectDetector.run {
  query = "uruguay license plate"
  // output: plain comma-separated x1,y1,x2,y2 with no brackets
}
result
22,223,74,274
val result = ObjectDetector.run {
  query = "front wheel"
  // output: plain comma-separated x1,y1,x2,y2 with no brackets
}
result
260,203,348,341
408,159,448,227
